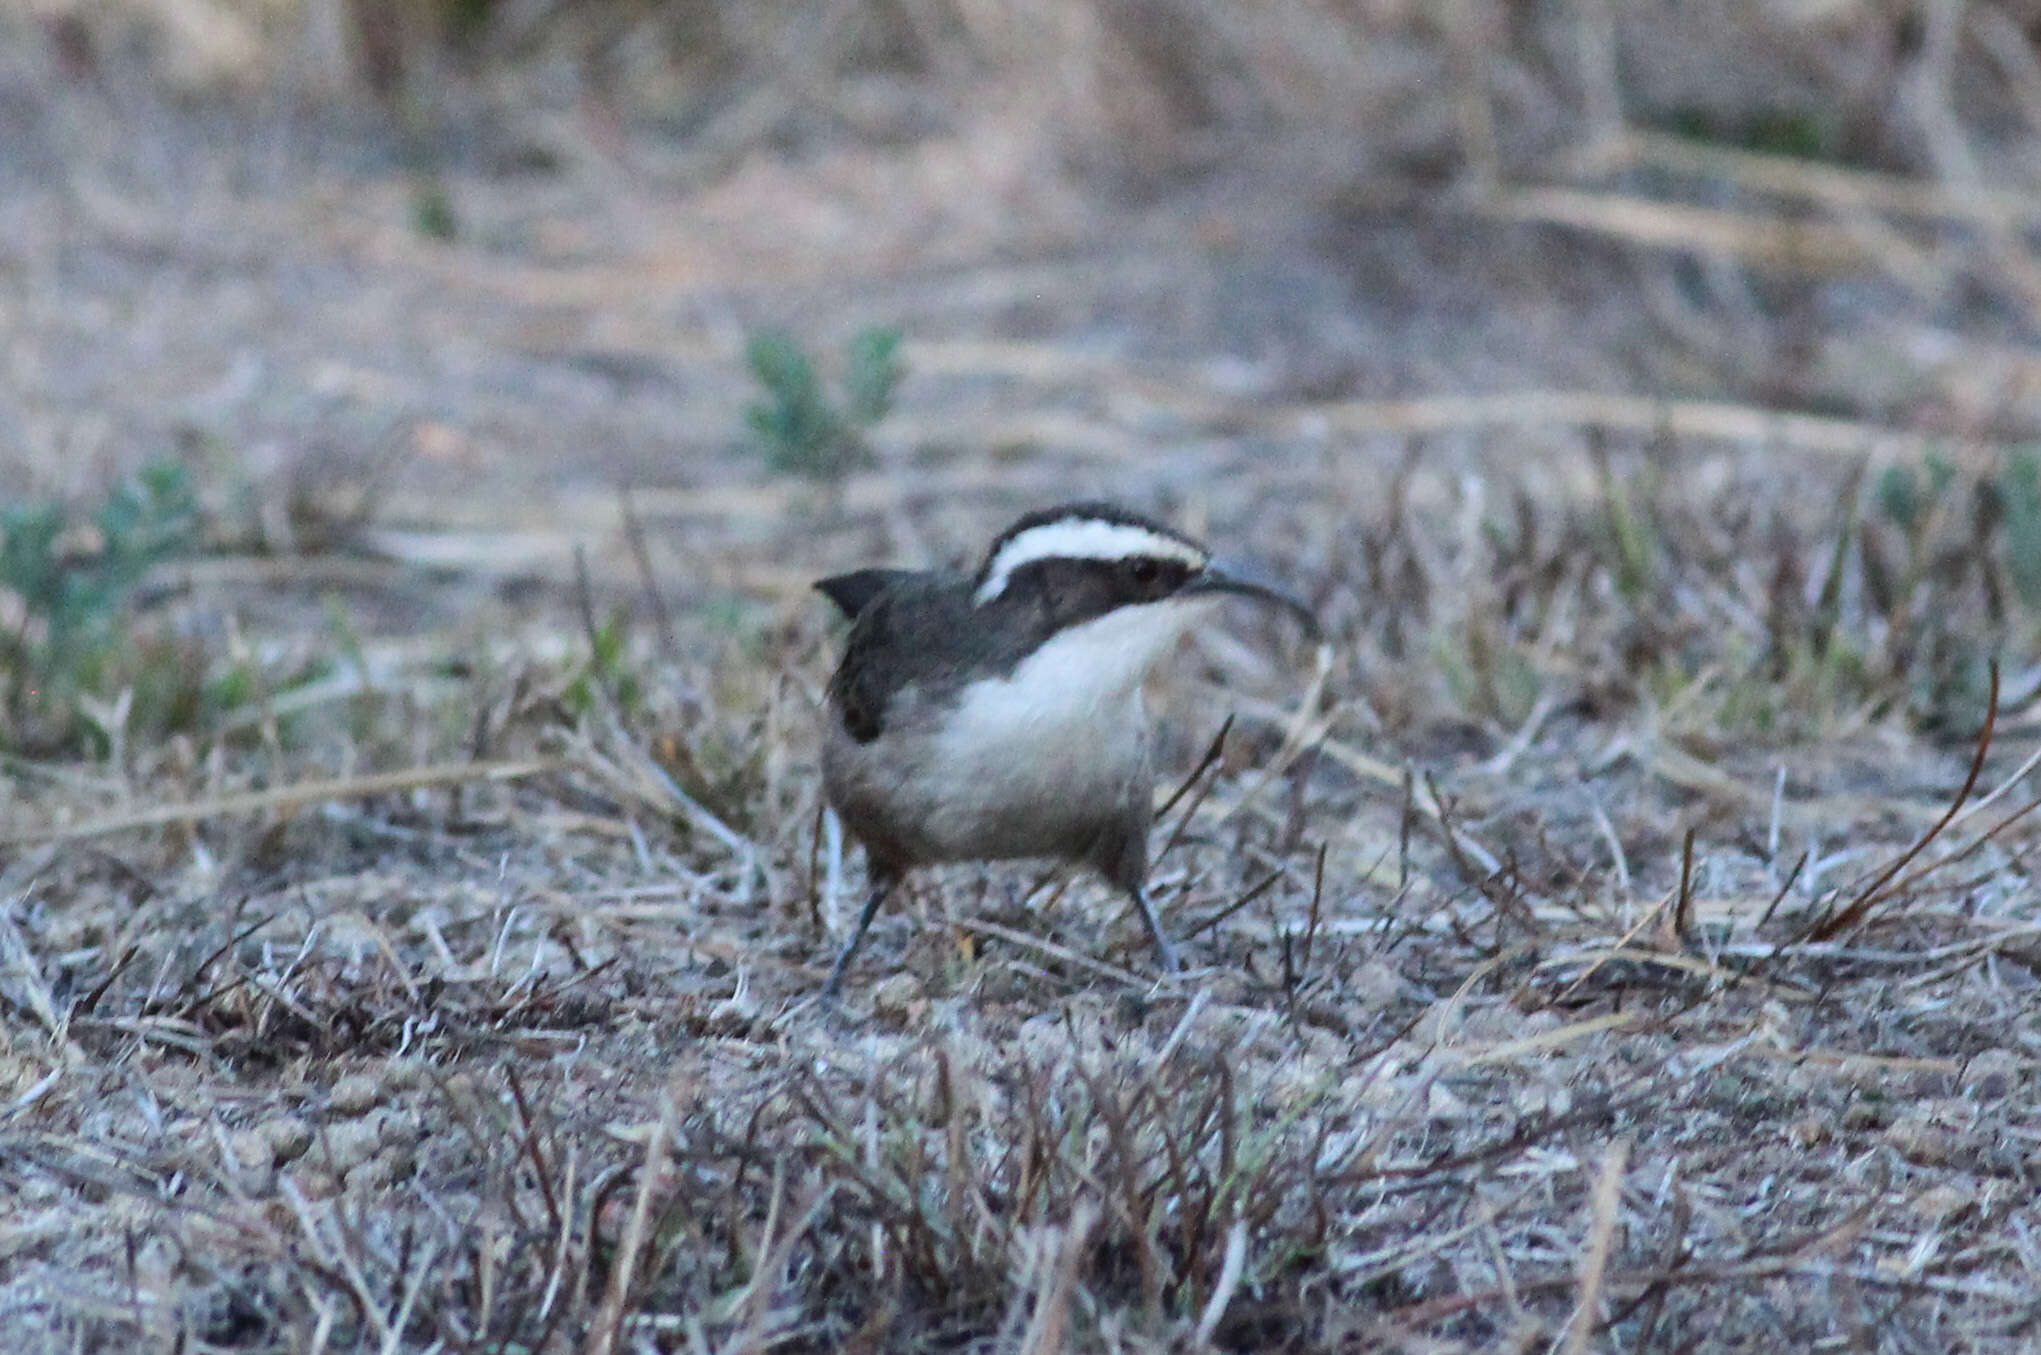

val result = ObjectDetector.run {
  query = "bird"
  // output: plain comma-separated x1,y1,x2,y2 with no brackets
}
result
812,500,1318,999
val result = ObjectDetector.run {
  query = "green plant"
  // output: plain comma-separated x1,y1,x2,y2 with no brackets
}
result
411,178,458,241
0,460,200,751
1663,105,1837,161
744,327,904,482
565,605,645,721
1994,449,2041,609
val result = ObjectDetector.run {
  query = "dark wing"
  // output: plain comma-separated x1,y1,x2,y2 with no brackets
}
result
814,568,921,622
824,572,971,744
818,569,923,742
827,590,897,743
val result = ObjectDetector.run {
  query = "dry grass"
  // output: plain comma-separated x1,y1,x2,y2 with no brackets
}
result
7,3,2041,1351
5,437,2040,1351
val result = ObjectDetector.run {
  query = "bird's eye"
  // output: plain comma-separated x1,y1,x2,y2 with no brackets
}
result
1128,559,1161,586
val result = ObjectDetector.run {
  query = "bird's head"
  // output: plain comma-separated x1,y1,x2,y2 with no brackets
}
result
969,502,1317,687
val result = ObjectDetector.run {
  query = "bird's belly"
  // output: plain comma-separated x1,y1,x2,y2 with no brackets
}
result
824,684,1152,866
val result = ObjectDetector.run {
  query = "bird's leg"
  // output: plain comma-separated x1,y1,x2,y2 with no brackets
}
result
821,874,897,1000
1128,885,1182,975
1092,808,1181,977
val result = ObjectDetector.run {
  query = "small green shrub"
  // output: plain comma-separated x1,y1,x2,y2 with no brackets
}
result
1662,106,1838,161
840,327,904,427
0,460,200,752
744,327,904,483
411,179,458,241
1994,449,2041,609
564,605,644,722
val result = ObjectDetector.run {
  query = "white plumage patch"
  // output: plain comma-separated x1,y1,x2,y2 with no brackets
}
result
974,518,1206,605
937,599,1214,762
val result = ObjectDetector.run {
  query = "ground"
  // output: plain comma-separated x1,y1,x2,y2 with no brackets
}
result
4,6,2041,1352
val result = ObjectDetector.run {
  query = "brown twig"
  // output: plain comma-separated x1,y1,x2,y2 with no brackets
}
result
1805,659,1998,942
1672,828,1697,946
618,483,678,664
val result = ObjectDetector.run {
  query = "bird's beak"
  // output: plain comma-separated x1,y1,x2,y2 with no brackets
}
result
1183,559,1320,638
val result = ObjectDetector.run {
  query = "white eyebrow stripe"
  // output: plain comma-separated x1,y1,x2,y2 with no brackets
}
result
973,520,1205,604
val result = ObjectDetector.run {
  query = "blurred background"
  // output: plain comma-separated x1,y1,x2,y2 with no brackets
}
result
14,0,2041,491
